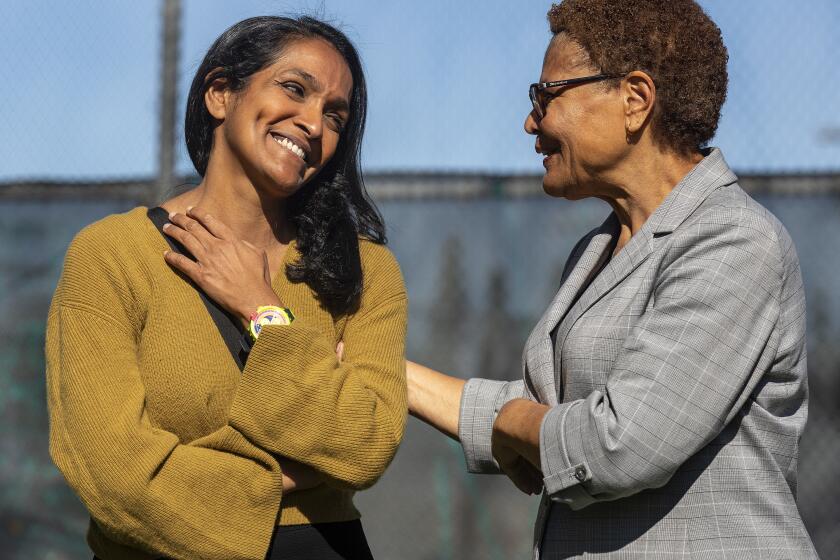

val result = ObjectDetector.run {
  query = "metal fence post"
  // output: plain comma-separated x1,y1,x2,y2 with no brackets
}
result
154,0,181,206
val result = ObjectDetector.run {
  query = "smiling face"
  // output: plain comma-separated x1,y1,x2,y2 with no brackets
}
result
524,36,627,200
208,37,353,198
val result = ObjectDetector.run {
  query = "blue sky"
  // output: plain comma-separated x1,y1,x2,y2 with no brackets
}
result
1,0,838,181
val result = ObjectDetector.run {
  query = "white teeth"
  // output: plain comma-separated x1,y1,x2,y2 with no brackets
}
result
273,135,306,161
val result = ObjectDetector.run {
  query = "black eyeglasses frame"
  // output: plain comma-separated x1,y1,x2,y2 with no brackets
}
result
529,73,623,119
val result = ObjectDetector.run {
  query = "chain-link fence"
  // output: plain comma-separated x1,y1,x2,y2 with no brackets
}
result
2,2,839,559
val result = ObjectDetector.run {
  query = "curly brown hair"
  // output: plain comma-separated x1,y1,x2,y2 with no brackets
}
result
547,0,728,155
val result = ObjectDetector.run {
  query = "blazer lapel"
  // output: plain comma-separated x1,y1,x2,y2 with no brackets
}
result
523,216,617,404
557,220,654,346
552,148,740,364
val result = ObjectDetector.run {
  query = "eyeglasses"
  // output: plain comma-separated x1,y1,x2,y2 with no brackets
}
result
529,74,622,120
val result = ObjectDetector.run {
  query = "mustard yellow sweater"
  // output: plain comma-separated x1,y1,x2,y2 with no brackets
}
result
46,207,408,560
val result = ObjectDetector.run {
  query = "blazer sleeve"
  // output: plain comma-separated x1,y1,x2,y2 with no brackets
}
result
227,243,408,491
538,211,786,509
47,233,283,560
456,227,598,475
458,379,527,473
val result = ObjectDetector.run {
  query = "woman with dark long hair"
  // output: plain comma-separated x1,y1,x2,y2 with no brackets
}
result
46,16,407,560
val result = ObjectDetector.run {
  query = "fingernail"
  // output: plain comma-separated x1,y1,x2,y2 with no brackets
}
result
163,250,169,257
162,223,169,230
186,206,193,213
168,212,175,219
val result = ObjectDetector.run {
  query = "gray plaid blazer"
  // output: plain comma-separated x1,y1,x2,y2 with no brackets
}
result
458,149,817,559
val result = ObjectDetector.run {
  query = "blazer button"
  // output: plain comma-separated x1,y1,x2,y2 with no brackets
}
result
574,466,587,482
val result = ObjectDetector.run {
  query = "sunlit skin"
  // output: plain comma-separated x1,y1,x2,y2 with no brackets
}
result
525,34,703,253
407,34,706,495
159,37,353,494
209,38,353,200
164,37,352,283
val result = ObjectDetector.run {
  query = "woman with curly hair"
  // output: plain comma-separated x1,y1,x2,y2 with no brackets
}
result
46,16,406,560
407,1,817,558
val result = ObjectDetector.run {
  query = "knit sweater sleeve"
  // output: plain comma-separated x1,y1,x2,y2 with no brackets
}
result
228,241,408,491
46,222,282,560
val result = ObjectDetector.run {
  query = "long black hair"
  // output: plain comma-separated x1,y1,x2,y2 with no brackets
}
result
184,16,385,316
